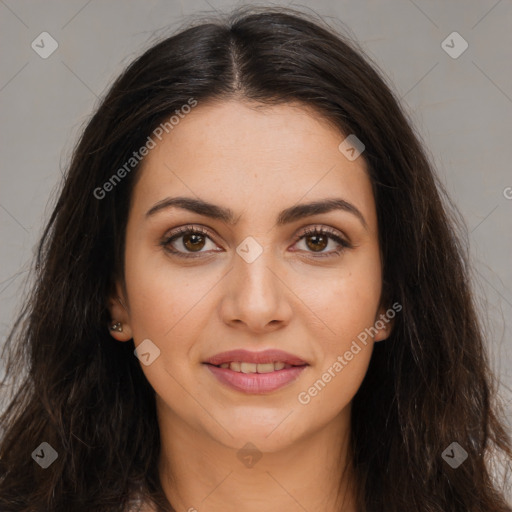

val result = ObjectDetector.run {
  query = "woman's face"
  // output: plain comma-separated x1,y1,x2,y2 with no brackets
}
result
109,99,391,451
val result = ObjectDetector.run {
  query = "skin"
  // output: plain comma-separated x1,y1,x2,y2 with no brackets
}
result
108,99,393,512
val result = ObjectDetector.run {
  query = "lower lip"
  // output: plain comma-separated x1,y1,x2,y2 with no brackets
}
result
204,364,308,394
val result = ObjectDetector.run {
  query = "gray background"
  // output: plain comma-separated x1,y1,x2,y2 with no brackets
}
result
1,0,511,423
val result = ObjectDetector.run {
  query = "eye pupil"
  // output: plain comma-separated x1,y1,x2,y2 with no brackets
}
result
306,234,328,252
183,233,205,251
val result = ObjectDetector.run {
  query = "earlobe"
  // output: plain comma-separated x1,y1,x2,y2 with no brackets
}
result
108,319,133,342
373,325,391,343
107,286,133,342
373,306,394,343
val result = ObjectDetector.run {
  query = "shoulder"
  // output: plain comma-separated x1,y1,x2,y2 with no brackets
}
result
125,494,159,512
137,503,158,512
141,503,158,512
126,502,158,512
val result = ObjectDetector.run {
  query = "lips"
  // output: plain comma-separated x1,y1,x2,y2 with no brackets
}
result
203,348,308,367
203,349,309,394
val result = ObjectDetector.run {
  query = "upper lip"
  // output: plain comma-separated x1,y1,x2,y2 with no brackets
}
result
204,349,308,366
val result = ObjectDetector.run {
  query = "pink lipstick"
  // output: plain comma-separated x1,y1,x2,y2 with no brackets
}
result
203,349,309,394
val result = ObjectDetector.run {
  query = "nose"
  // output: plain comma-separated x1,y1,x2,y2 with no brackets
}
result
219,245,292,334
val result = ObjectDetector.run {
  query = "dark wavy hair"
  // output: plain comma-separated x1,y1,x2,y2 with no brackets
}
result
1,6,510,512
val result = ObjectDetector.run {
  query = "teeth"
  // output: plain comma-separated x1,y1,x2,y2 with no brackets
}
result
255,363,275,373
240,362,257,373
217,361,294,373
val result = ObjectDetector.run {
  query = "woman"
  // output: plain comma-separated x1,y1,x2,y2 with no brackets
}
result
0,6,510,512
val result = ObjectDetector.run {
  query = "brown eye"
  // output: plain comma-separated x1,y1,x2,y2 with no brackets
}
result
161,226,220,258
292,226,351,258
182,232,206,252
304,233,329,252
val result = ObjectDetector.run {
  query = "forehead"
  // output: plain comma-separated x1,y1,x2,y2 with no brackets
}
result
131,100,375,227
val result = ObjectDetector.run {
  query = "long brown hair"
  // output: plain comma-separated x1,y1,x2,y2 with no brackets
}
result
1,6,510,511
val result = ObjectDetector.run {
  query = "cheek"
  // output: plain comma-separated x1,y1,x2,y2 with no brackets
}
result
123,240,215,341
122,244,229,399
295,345,372,429
122,247,211,402
301,249,382,341
293,251,381,413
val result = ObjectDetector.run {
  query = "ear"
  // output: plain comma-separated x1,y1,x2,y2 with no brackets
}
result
373,303,395,343
106,281,133,342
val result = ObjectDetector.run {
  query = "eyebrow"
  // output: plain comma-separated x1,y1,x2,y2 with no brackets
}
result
145,196,368,230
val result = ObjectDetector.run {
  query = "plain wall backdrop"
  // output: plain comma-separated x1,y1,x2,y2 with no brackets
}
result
1,0,511,426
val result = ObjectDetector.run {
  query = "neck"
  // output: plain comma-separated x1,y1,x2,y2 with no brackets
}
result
156,399,358,512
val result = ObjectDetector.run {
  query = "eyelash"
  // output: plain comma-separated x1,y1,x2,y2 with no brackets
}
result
160,225,351,260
